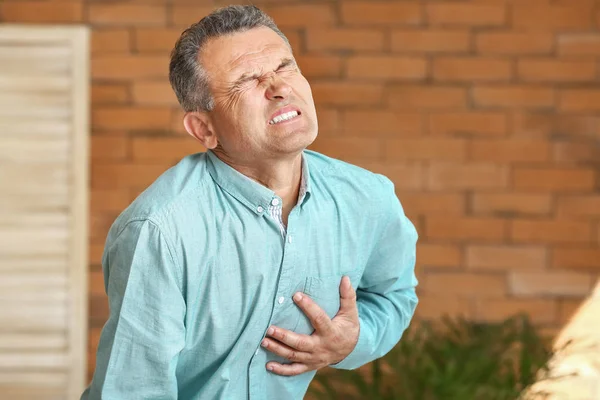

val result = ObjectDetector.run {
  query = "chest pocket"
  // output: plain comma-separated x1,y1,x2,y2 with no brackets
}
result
292,275,342,336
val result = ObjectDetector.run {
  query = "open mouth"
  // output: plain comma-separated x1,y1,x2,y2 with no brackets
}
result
268,110,301,125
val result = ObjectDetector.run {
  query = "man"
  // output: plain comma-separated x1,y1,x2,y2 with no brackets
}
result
82,5,418,400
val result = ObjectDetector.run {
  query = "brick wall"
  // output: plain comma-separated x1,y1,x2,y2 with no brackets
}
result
2,0,599,381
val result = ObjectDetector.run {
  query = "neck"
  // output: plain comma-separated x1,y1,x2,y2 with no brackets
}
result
212,149,303,214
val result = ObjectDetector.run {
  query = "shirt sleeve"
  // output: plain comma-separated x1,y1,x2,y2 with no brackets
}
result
83,219,186,399
330,175,419,370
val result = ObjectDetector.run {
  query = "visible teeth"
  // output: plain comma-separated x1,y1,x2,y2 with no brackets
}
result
269,111,298,125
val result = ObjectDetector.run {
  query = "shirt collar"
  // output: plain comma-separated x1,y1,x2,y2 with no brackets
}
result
205,150,311,215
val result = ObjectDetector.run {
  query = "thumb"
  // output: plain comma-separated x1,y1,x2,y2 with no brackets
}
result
337,276,358,317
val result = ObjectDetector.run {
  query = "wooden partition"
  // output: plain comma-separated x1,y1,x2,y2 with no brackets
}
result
0,25,90,400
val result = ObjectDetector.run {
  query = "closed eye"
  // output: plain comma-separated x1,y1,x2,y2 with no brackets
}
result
276,58,297,72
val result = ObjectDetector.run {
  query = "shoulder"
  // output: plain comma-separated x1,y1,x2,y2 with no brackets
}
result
107,152,211,240
305,149,397,208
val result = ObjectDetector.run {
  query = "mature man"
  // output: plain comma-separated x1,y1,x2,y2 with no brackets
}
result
82,5,418,400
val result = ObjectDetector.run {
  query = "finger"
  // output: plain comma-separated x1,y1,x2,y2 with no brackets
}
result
261,337,311,363
266,326,314,352
266,361,311,376
293,292,335,335
337,276,358,317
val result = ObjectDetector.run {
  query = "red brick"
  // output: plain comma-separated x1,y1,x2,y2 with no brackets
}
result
510,219,592,244
425,217,507,241
171,6,214,27
427,4,506,27
558,34,600,56
400,193,465,217
425,272,506,296
280,29,301,53
346,56,427,81
170,108,188,136
512,5,592,30
466,245,547,271
341,2,422,26
429,112,507,137
557,196,600,218
355,163,425,191
389,86,468,110
513,113,600,140
90,294,109,321
91,83,130,106
342,111,422,136
472,193,552,216
89,244,105,266
90,213,118,244
93,107,171,130
0,1,83,23
311,83,383,106
474,299,556,324
308,137,381,162
433,57,512,82
414,296,472,320
384,138,467,162
91,190,131,213
553,248,600,270
469,139,550,163
513,167,596,192
132,81,178,106
131,137,202,161
315,109,340,134
92,29,130,54
392,29,471,53
560,90,600,112
428,163,508,190
266,4,336,27
91,136,128,161
295,55,342,79
509,272,592,297
473,86,554,108
476,32,554,55
89,271,105,297
92,55,169,80
306,29,385,52
518,60,596,82
89,4,166,26
135,28,181,52
553,142,600,163
266,4,335,27
418,243,462,268
92,163,170,189
558,299,583,324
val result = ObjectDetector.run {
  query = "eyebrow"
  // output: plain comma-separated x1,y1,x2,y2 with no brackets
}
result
231,58,297,88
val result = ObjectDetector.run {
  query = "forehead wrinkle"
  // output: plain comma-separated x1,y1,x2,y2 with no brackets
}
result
228,44,287,79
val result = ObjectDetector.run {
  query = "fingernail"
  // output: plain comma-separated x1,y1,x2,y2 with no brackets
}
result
293,292,303,302
267,327,274,335
261,339,268,348
267,365,274,371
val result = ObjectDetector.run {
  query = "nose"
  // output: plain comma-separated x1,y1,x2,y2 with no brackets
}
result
265,75,292,101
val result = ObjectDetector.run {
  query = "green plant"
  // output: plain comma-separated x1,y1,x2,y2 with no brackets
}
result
307,314,557,400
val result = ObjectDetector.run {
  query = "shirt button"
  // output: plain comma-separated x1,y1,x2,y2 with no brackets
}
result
278,296,285,304
256,206,264,213
287,235,293,243
271,198,280,206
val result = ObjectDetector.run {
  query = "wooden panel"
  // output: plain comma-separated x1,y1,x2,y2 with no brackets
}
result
0,25,89,400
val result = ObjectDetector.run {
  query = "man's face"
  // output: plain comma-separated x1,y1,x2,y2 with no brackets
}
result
200,27,318,162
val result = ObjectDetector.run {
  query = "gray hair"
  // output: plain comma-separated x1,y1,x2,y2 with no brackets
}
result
169,5,291,112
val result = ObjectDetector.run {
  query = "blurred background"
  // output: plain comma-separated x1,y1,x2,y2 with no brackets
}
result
1,0,599,399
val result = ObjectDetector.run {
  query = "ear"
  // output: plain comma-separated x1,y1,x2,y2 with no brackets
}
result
183,111,218,149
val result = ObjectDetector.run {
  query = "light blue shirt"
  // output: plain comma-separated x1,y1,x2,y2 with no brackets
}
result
82,149,418,400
